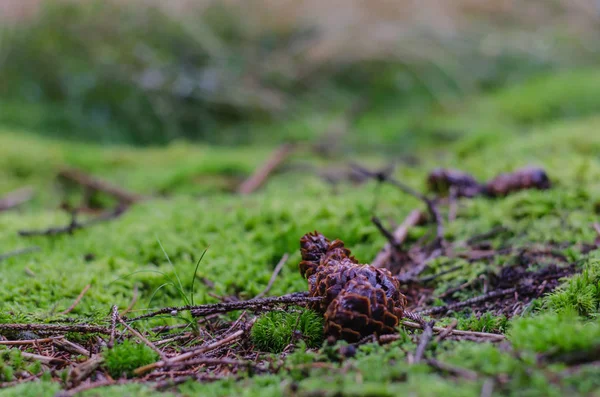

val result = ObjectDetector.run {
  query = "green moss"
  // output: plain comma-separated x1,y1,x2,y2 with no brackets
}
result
546,253,600,316
103,340,159,379
251,310,323,353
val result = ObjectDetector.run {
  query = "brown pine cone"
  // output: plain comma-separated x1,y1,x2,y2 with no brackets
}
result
484,167,551,197
299,231,407,342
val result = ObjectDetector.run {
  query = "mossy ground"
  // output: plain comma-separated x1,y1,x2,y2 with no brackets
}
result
2,69,600,396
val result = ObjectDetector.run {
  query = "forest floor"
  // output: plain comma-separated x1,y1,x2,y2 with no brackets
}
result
2,69,600,396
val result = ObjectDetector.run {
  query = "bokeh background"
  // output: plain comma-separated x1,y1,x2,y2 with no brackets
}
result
1,0,599,148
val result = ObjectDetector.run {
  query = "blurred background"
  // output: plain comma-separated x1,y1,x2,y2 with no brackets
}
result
1,0,599,150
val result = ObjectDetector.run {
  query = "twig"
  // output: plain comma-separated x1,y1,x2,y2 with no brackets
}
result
413,320,435,364
426,358,478,381
254,253,289,299
0,187,34,211
435,319,458,343
59,168,143,205
109,305,118,348
167,357,250,369
0,337,59,345
60,284,91,315
351,164,444,249
18,206,127,237
20,351,68,366
0,323,111,335
0,246,40,262
418,287,520,316
372,210,423,268
117,314,167,360
418,265,463,284
400,320,505,341
480,378,495,397
134,329,245,375
67,354,104,387
125,292,320,322
53,338,90,357
237,144,295,194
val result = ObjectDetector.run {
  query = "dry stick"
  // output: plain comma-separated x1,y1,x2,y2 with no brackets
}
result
413,321,435,364
109,305,118,348
435,319,458,343
116,314,166,359
21,351,68,366
0,323,111,335
0,246,40,262
418,287,520,316
155,334,194,347
59,168,143,205
400,320,505,341
167,357,250,369
60,284,91,315
352,164,444,249
0,337,59,345
0,186,34,211
53,338,90,357
18,205,127,237
426,358,479,381
134,329,245,375
372,210,423,268
125,292,320,322
254,253,289,299
237,143,295,194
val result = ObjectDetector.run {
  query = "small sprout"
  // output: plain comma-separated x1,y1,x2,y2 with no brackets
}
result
104,340,159,379
251,310,324,353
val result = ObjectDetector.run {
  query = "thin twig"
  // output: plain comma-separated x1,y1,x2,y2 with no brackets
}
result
352,164,444,248
117,314,167,360
372,210,423,268
134,329,245,375
0,337,59,345
413,321,435,364
18,205,127,237
237,144,295,194
0,187,34,211
124,292,320,322
53,338,90,357
60,284,91,315
59,168,143,204
254,253,289,299
435,319,458,343
0,323,111,335
400,320,505,341
418,287,520,315
426,358,478,380
109,305,118,348
20,351,68,366
0,246,41,262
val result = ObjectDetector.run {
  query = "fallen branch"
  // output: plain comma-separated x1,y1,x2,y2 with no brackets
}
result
59,168,143,205
237,144,295,194
0,337,59,345
60,284,91,315
0,323,111,335
254,253,289,299
117,314,167,360
125,292,321,322
0,187,34,211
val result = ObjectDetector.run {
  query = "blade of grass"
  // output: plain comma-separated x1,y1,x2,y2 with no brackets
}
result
190,248,209,306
